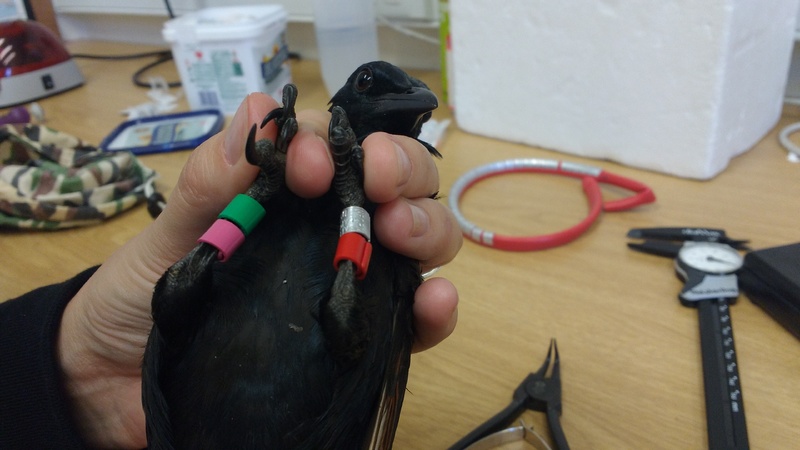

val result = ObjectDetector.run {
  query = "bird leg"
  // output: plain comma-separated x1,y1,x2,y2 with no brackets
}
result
150,242,219,346
329,105,366,208
321,106,372,364
151,85,300,343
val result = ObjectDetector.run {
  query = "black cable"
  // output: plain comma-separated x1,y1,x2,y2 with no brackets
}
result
131,53,181,88
67,1,178,88
163,0,176,19
71,50,181,88
70,50,172,60
69,0,311,90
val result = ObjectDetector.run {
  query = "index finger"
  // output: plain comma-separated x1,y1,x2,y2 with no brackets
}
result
362,133,440,203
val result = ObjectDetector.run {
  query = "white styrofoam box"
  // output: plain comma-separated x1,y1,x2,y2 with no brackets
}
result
163,5,292,115
786,43,800,102
784,4,800,102
450,1,799,179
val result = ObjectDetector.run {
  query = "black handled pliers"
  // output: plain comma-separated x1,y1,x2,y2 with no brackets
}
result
449,339,569,450
627,227,750,257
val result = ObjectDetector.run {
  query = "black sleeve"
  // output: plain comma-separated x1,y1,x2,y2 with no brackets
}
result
0,267,98,450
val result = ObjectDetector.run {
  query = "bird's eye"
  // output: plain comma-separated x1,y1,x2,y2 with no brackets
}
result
354,68,373,92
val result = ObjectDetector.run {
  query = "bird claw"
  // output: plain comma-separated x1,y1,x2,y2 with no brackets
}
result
329,107,358,156
260,84,298,128
241,85,301,200
255,84,299,155
244,124,260,166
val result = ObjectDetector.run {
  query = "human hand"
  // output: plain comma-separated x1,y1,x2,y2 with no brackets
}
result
56,92,461,448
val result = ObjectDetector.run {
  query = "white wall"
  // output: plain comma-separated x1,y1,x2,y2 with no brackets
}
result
52,0,442,69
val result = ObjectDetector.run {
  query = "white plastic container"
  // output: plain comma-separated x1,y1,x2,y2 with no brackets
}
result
162,6,291,115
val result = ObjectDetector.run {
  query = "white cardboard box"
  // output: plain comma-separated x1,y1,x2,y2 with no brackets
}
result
450,1,799,179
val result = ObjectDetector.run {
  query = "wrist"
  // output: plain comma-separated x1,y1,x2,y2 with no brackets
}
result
57,289,147,449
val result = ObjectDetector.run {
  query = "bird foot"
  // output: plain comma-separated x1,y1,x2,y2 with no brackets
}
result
259,83,298,154
329,106,365,208
243,84,301,201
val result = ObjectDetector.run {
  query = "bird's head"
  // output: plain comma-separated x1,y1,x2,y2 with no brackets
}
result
329,61,439,140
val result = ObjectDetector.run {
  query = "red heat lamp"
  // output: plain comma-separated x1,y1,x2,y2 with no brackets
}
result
0,20,83,108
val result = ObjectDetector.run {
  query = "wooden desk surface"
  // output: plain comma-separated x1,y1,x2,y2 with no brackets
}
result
2,42,799,449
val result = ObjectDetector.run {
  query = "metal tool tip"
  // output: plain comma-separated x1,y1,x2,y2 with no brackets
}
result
626,229,643,238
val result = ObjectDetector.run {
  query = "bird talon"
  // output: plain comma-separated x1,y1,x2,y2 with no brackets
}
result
330,106,349,128
256,83,300,154
329,126,355,149
281,84,298,117
276,117,298,154
244,124,259,166
259,107,283,129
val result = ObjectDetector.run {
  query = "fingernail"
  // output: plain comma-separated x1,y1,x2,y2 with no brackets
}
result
224,98,249,165
394,141,412,188
447,305,459,331
409,203,430,237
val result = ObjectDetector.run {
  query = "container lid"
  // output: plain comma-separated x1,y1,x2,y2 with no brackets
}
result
162,5,287,43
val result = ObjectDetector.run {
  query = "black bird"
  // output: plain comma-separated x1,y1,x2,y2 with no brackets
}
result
142,61,440,449
329,61,440,157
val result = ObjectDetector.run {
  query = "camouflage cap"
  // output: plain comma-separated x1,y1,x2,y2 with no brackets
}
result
0,124,157,230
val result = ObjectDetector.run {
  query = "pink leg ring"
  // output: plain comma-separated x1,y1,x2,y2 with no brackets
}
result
198,219,246,262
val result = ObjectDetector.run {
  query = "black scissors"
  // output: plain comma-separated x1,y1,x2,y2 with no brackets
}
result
449,339,569,450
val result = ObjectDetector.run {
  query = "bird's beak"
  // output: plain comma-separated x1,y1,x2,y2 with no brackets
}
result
371,87,439,117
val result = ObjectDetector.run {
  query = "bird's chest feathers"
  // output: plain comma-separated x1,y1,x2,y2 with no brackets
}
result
206,195,343,338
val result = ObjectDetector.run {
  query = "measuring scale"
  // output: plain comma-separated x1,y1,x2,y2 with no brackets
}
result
675,242,749,450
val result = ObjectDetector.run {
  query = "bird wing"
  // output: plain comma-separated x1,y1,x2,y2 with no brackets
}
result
366,320,412,450
365,265,417,450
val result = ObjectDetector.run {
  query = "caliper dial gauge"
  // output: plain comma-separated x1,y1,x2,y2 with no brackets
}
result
674,241,750,449
678,241,744,274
